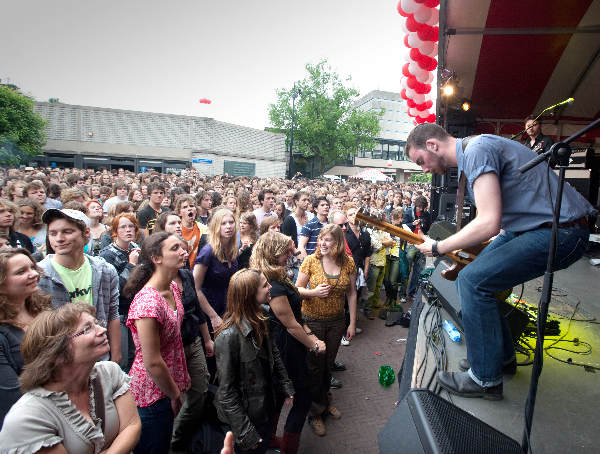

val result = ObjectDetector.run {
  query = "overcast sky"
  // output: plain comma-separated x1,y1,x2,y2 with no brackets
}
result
1,0,406,130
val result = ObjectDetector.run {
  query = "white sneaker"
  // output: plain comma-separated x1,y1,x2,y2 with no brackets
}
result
341,336,350,346
355,327,363,335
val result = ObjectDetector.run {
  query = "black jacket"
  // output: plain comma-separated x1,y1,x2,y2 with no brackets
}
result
281,214,298,247
345,227,372,270
214,315,294,450
8,231,33,254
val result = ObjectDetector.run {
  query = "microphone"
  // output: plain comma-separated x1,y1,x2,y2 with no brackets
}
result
547,97,574,111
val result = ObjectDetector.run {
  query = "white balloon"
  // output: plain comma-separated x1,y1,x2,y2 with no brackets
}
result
400,0,419,15
401,78,408,91
400,19,409,34
407,31,423,49
415,70,430,84
416,109,430,118
427,8,439,26
413,93,425,104
414,5,432,24
408,61,420,77
424,72,434,84
419,40,435,55
405,87,417,99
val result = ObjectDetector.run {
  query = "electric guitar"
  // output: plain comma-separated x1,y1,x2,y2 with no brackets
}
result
355,209,487,281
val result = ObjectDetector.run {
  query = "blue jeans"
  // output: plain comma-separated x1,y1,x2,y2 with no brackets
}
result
406,245,425,297
457,225,589,387
134,397,174,454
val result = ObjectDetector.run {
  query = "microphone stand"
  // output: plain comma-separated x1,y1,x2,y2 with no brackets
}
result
510,99,574,141
518,117,600,453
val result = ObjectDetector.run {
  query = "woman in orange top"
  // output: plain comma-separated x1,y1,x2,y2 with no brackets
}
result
295,224,357,437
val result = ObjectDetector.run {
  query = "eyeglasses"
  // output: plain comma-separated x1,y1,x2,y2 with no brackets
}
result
336,222,348,229
363,198,371,201
70,318,107,338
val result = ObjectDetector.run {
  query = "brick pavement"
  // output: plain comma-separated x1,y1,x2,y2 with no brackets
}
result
272,310,410,454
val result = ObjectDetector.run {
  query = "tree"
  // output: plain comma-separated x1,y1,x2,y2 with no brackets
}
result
269,60,381,176
0,85,46,166
408,172,431,183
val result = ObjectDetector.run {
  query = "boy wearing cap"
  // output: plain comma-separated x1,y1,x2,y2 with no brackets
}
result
37,208,121,363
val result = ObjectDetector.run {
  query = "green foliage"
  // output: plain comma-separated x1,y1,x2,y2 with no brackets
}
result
408,172,431,183
0,86,46,166
268,60,381,176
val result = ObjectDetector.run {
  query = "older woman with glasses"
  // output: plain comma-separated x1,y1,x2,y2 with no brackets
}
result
0,302,141,453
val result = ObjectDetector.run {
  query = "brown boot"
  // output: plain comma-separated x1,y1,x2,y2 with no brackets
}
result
281,432,301,454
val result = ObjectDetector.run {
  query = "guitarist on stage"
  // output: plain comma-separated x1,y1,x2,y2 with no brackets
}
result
406,123,595,401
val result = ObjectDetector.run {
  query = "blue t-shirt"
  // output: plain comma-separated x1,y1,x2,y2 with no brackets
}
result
194,244,238,317
457,135,596,232
299,216,325,256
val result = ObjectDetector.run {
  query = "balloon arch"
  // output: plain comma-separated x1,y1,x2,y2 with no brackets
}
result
397,0,440,125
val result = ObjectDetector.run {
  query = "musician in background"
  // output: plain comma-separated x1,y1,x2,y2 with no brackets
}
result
406,123,594,401
524,115,553,154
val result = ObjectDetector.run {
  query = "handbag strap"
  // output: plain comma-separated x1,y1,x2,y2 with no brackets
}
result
92,374,106,434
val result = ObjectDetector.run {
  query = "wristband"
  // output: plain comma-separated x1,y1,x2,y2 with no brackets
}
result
431,241,440,257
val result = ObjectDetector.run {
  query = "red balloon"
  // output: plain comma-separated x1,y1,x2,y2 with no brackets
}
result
424,0,440,7
410,47,437,71
199,98,212,104
418,24,439,42
400,88,409,100
415,116,426,124
414,0,426,3
426,113,437,123
415,99,433,110
406,14,420,33
402,62,412,78
396,0,410,17
406,75,431,95
407,99,416,108
403,35,411,48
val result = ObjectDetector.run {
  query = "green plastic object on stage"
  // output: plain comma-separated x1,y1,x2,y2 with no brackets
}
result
378,365,395,387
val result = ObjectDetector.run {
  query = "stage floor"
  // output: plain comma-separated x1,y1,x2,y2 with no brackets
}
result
412,256,600,452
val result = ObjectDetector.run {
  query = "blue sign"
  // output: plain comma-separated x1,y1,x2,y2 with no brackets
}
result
193,158,213,164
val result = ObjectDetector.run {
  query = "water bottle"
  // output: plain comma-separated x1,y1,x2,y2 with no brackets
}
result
442,320,461,343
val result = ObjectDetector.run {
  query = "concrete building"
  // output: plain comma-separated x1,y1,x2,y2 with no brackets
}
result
326,90,421,182
32,102,287,177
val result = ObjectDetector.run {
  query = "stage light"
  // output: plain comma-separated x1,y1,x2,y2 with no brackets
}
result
442,84,454,96
461,101,470,112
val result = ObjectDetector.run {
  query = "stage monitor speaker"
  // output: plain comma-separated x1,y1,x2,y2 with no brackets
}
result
428,221,457,241
430,259,463,330
378,389,522,454
429,261,530,341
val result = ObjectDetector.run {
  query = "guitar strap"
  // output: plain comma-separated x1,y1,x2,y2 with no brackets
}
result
455,136,478,231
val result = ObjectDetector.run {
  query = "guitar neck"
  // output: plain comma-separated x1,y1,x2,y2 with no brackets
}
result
355,210,424,246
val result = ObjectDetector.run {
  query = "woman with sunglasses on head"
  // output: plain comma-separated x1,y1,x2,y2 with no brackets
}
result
0,248,51,429
250,232,326,454
295,224,357,437
0,302,141,453
122,232,190,453
214,268,294,454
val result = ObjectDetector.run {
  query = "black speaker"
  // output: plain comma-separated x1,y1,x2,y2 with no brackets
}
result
429,260,463,330
379,389,522,454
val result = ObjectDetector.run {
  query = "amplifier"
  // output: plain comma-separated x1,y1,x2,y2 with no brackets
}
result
379,389,523,454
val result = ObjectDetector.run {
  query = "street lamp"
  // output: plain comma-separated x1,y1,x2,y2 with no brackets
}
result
288,84,301,179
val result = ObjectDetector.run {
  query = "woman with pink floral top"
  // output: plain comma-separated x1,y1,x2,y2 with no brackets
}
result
123,232,191,454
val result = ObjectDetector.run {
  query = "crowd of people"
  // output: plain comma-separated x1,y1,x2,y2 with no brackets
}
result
0,164,430,453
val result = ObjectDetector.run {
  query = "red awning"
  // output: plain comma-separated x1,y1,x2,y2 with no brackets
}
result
440,0,600,141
